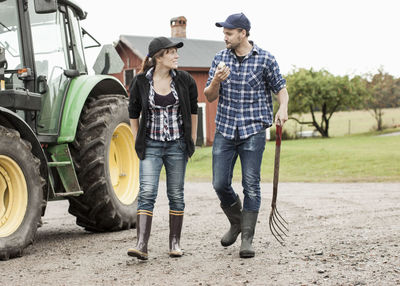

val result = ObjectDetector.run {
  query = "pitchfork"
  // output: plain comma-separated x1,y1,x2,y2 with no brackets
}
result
269,124,289,245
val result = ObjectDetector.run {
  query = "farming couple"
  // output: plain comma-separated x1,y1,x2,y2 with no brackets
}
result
127,13,289,260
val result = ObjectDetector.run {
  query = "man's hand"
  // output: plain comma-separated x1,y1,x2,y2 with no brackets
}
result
275,106,288,126
275,88,289,126
214,63,230,84
204,63,230,102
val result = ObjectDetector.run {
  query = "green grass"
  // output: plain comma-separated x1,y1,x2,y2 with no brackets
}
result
285,107,400,137
186,131,400,182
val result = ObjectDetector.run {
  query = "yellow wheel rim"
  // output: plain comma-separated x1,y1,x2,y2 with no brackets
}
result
0,155,28,237
109,123,139,205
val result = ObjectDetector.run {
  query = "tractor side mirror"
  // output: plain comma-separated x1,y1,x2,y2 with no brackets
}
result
37,75,48,94
34,0,57,14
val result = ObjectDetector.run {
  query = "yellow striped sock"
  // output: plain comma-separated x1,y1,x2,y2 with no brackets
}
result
137,210,153,216
169,210,184,216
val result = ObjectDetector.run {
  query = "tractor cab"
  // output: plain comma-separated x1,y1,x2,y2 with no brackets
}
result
0,0,90,137
0,0,139,260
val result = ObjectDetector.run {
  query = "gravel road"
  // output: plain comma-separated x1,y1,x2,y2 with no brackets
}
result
1,182,399,286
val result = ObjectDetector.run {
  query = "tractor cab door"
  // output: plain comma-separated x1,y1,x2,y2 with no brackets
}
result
0,0,26,91
27,0,87,138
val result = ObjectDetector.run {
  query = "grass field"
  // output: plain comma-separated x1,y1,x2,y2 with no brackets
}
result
284,107,400,137
185,129,400,182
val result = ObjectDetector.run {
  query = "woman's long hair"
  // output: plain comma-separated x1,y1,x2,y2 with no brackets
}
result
139,49,167,74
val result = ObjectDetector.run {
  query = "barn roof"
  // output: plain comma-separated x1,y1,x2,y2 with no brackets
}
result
118,35,226,69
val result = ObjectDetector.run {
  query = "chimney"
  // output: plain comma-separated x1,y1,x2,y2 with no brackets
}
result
170,16,187,38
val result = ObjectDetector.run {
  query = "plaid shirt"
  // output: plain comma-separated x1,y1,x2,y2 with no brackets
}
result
206,43,286,140
146,68,183,141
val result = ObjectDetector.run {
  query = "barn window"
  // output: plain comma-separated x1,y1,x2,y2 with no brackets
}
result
124,69,135,87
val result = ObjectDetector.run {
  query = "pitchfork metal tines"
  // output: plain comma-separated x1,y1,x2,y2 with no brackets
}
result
269,124,289,245
269,203,289,245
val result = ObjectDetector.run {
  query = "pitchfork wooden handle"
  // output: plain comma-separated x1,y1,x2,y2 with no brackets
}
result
276,125,282,146
272,125,282,206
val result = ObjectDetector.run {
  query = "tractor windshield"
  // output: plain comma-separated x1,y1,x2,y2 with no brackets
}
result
28,0,68,83
0,0,24,89
28,1,87,76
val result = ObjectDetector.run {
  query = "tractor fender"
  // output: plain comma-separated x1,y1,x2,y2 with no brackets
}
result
0,107,49,204
58,75,127,143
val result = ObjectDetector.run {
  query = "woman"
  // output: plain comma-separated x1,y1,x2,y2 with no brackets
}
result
127,37,198,260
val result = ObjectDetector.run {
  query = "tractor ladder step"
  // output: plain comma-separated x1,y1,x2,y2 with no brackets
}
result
47,144,83,198
48,161,71,167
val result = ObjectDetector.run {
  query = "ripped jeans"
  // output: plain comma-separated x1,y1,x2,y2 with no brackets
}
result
212,130,266,211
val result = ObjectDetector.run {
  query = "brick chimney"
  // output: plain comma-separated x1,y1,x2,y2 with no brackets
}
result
170,16,187,38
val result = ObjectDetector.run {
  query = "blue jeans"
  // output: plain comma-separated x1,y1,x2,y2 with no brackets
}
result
212,130,266,211
137,138,187,212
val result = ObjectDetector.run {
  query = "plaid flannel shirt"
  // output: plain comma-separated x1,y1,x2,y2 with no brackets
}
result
206,43,286,140
146,68,183,141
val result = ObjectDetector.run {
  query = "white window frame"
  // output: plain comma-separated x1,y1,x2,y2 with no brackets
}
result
197,102,207,144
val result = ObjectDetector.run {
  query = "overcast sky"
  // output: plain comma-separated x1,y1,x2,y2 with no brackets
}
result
79,0,400,77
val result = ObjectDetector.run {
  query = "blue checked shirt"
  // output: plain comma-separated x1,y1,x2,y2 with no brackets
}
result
145,68,183,141
206,43,286,140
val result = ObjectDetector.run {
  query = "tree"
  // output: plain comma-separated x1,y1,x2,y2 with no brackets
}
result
365,69,399,131
286,68,366,137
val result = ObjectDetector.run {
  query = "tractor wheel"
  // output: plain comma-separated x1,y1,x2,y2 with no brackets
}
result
0,126,44,260
68,94,139,232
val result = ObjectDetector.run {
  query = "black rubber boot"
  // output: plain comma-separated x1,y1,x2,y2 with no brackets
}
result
239,211,258,258
169,211,184,257
220,197,242,247
127,211,153,260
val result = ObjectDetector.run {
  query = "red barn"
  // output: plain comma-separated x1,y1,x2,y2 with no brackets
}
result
111,16,225,146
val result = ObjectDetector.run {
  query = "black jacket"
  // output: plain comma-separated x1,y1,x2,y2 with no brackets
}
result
128,70,198,160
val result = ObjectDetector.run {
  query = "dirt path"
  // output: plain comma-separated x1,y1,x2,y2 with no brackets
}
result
1,182,399,285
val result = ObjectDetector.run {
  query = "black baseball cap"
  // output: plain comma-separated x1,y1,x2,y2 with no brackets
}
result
215,13,251,32
148,37,183,57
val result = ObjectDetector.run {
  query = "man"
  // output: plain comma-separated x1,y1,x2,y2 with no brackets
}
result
204,13,289,258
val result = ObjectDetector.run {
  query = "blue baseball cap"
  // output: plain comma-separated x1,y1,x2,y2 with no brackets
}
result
216,13,251,32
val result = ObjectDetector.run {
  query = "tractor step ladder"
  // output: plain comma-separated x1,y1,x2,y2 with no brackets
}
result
47,144,83,197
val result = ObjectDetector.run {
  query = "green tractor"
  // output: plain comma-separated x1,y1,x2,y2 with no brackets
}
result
0,0,139,260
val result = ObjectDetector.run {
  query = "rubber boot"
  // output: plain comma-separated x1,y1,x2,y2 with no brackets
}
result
220,197,242,247
169,210,184,257
239,211,258,258
127,211,153,260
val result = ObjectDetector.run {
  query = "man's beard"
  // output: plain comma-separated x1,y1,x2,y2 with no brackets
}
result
226,41,239,50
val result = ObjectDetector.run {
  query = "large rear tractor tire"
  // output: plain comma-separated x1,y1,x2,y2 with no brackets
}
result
0,126,44,260
68,94,139,232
